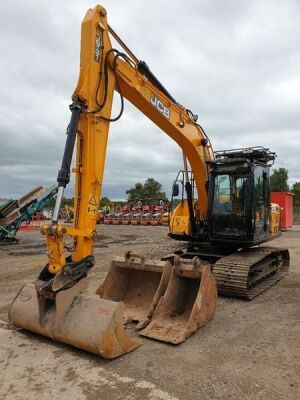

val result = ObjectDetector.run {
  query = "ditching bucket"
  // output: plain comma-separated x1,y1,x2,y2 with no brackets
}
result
139,256,217,344
8,278,141,359
97,252,172,330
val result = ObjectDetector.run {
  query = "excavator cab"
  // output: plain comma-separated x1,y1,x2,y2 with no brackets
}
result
207,147,276,247
169,147,277,248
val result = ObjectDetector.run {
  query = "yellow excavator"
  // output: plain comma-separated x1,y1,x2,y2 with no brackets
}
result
9,5,289,358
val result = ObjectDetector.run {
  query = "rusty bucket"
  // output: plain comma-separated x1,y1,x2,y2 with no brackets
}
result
97,252,172,330
9,278,141,359
139,256,217,344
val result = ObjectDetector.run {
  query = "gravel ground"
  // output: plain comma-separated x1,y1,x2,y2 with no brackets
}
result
0,224,299,400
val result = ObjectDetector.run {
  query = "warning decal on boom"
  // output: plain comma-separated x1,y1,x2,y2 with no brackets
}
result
88,194,97,215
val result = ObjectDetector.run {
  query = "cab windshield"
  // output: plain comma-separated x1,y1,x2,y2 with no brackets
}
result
213,175,248,215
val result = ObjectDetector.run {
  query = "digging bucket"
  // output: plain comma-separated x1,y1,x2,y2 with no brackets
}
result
8,278,141,359
139,256,217,344
97,252,172,330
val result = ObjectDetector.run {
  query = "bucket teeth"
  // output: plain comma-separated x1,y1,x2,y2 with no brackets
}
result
9,279,141,359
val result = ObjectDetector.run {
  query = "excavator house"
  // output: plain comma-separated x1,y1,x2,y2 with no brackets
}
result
9,5,289,358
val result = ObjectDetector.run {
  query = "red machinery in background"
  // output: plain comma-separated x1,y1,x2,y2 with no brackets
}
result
130,199,144,225
100,198,168,226
150,198,168,225
270,192,294,229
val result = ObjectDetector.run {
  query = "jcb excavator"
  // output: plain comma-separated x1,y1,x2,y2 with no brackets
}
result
9,5,289,358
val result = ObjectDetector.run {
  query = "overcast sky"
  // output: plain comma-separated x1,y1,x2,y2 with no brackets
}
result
0,0,299,200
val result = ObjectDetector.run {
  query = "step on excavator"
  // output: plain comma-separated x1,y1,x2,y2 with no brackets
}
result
9,5,289,359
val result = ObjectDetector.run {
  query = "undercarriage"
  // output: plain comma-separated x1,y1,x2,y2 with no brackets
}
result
157,242,290,300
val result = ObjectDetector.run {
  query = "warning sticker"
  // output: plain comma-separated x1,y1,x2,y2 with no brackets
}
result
87,194,98,215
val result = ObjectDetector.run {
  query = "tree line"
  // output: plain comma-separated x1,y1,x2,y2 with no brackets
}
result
47,171,300,209
46,178,166,209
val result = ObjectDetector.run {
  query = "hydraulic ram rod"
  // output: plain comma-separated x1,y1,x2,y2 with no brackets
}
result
52,99,84,223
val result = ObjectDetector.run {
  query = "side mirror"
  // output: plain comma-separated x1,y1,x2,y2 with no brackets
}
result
172,183,179,197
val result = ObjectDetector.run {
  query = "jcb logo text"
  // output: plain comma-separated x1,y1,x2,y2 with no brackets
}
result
150,95,170,119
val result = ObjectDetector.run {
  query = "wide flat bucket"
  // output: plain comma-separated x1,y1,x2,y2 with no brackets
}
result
9,278,141,359
139,257,217,344
97,252,172,330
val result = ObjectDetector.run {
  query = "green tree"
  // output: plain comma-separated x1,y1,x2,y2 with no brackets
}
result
100,196,111,205
270,168,289,192
62,197,74,207
291,182,300,207
126,178,166,200
126,182,144,199
143,178,166,199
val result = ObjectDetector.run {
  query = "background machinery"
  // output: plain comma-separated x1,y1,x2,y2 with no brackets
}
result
131,199,144,225
63,205,74,223
0,185,57,244
9,5,288,359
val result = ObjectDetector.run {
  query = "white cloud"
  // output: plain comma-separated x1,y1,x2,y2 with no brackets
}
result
0,0,299,199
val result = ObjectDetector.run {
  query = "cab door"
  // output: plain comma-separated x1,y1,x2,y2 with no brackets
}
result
253,165,270,239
